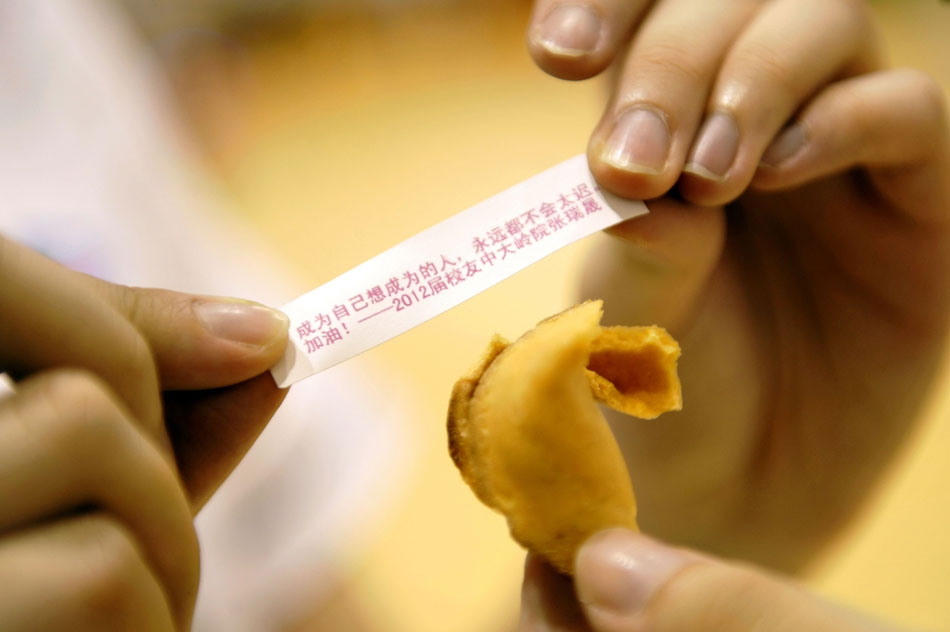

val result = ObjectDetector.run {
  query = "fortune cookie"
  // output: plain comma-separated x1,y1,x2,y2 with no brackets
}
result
446,300,681,574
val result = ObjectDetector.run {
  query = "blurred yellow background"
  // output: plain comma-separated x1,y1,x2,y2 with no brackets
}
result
165,1,950,629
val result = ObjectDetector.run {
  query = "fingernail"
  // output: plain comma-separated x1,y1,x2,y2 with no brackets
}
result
685,111,739,181
193,299,289,347
537,4,601,57
602,108,670,174
761,123,806,167
575,529,690,616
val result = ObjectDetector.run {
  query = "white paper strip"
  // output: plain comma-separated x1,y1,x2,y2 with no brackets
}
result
271,154,648,387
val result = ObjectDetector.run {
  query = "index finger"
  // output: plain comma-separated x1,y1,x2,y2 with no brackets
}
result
88,280,289,391
0,236,164,439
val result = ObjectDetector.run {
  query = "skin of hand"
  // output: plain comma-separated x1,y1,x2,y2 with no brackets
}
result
0,236,290,630
525,0,950,574
520,528,900,632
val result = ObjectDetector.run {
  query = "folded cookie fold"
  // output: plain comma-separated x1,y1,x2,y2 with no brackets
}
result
447,300,681,574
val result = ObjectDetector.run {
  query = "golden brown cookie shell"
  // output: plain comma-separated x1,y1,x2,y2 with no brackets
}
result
446,301,681,574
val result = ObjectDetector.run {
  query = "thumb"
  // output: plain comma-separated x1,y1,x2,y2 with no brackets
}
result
89,282,292,508
574,529,896,632
580,197,724,335
91,280,290,390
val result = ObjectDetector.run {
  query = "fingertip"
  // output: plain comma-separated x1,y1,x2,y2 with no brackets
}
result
575,529,692,625
677,171,745,207
192,298,289,354
679,139,781,206
527,3,612,81
589,164,672,202
587,107,682,200
587,154,677,203
746,122,814,192
180,297,290,388
116,288,290,390
519,553,589,631
519,554,547,623
527,47,612,82
675,111,763,206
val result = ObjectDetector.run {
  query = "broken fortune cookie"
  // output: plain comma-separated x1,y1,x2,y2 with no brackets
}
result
446,300,681,574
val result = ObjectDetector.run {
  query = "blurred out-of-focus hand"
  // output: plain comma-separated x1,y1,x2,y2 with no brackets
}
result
525,0,949,572
0,236,290,629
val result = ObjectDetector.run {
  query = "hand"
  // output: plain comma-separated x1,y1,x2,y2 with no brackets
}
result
520,528,899,632
525,1,950,571
0,236,290,629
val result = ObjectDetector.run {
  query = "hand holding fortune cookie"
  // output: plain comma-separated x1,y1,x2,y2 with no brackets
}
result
446,300,681,573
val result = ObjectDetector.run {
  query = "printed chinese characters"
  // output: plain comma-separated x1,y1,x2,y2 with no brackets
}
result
295,181,603,357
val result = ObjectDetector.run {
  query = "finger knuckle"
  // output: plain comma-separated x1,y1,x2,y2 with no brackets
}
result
126,328,159,394
75,516,152,617
635,43,707,84
107,282,139,320
42,368,109,406
40,370,128,450
112,286,161,391
836,87,877,139
898,68,949,127
735,41,794,90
